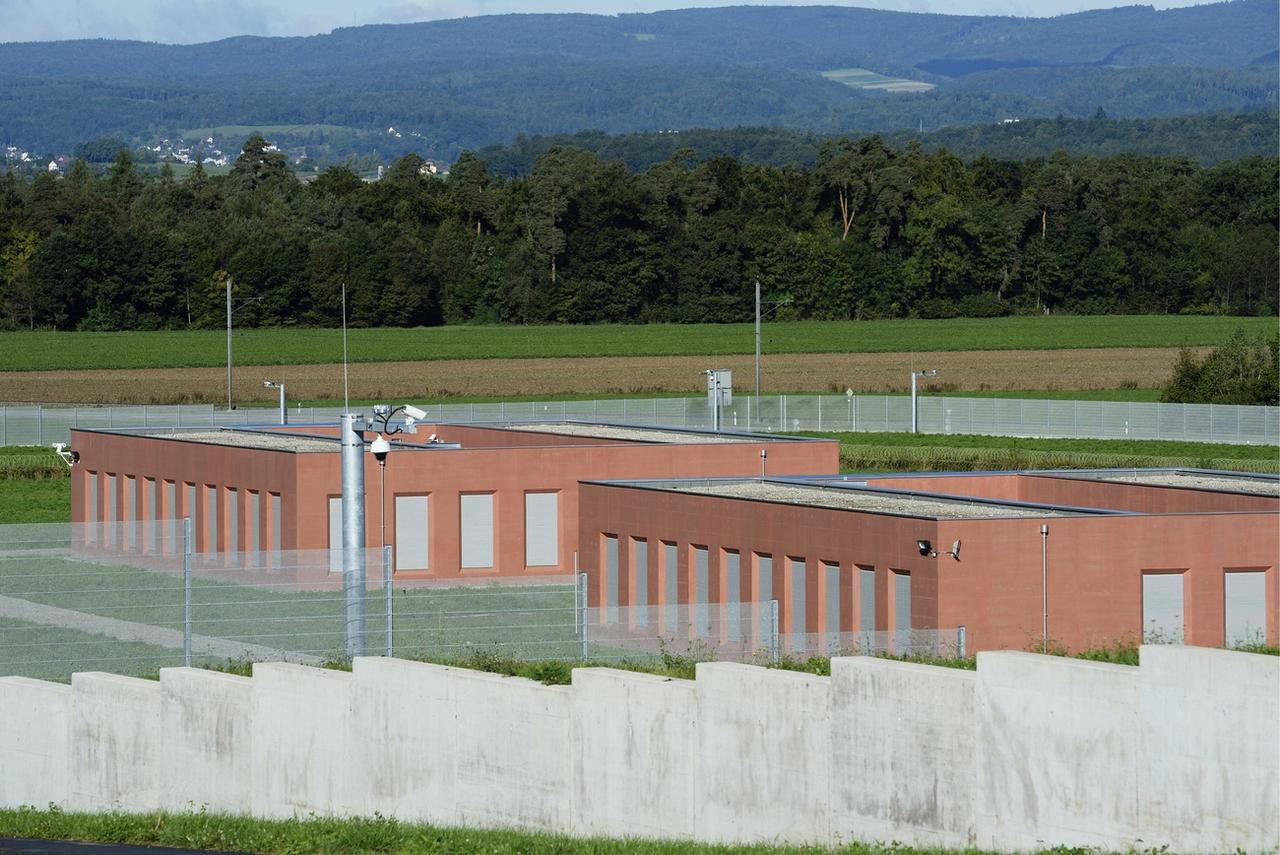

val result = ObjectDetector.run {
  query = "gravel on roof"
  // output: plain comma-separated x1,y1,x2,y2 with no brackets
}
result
1091,471,1280,496
513,423,759,444
668,481,1068,519
142,430,339,453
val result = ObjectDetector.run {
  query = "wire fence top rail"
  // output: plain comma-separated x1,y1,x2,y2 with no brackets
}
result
2,395,1277,446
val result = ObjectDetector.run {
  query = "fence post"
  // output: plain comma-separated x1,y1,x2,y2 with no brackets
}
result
769,599,780,663
817,395,822,432
957,625,967,659
183,516,192,667
37,404,43,445
577,570,589,661
384,544,394,658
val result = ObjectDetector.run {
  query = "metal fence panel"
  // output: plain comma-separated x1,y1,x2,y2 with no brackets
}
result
2,395,1276,447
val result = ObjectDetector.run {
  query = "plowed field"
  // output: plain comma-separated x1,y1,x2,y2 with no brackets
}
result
0,347,1201,405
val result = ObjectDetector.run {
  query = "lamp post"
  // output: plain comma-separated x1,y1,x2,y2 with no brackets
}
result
1040,523,1049,651
910,369,938,434
753,280,791,427
371,433,391,657
225,276,262,411
263,381,286,425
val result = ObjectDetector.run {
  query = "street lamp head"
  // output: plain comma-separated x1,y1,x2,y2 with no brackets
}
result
370,433,391,463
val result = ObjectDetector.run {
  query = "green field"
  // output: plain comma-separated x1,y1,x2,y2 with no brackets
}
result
822,67,935,92
183,123,358,139
0,316,1271,372
0,478,70,522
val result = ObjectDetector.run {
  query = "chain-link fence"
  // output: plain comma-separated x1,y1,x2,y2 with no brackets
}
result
0,522,967,681
3,395,1275,446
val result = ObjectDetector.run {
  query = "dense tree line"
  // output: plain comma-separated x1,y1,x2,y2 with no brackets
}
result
0,135,1276,332
1162,329,1279,405
479,113,1280,177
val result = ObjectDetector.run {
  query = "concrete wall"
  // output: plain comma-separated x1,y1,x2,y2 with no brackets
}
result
2,648,1277,854
831,657,976,848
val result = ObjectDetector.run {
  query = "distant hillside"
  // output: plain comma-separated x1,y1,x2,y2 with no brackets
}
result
477,112,1280,175
0,2,1275,162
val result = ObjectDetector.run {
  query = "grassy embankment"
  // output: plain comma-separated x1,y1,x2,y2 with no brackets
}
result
0,806,1000,855
0,315,1270,371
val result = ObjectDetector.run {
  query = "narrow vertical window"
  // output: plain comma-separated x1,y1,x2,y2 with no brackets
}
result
106,475,117,546
1142,571,1185,644
663,541,679,633
328,496,343,573
893,569,912,654
1224,570,1267,648
693,545,710,637
824,561,841,654
633,538,649,625
395,495,430,571
524,492,558,567
144,477,157,553
226,488,239,554
789,558,807,650
460,493,494,569
270,493,282,560
205,485,218,555
249,491,261,555
724,550,741,642
87,471,99,543
605,534,620,624
858,565,876,649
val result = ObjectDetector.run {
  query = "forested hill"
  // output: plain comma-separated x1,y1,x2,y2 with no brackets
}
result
0,137,1275,332
0,2,1276,162
478,112,1280,175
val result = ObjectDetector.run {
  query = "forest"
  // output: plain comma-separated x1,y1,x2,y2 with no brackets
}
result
0,135,1276,332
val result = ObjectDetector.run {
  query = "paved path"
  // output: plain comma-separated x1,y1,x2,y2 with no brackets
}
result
0,594,320,666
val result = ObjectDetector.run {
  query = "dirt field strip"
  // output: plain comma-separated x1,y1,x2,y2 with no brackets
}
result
0,347,1202,405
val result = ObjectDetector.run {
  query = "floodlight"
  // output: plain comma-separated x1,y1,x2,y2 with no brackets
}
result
372,404,392,418
950,539,962,560
917,539,932,556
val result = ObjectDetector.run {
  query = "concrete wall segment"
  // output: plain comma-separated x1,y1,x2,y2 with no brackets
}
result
68,672,162,812
570,668,698,840
693,661,831,845
974,651,1140,851
158,667,254,815
0,677,70,809
1137,645,1280,853
829,657,976,848
250,662,354,818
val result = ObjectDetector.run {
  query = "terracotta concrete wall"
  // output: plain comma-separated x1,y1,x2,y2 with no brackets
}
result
576,482,942,643
71,430,299,554
579,482,1279,653
935,513,1279,652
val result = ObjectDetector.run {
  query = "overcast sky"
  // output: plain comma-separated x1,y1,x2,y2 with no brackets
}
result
0,0,1215,44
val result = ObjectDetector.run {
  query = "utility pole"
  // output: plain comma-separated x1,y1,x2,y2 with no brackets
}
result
225,277,233,411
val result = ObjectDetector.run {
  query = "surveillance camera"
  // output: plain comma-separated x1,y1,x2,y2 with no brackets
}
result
403,404,427,421
52,443,77,468
263,381,272,388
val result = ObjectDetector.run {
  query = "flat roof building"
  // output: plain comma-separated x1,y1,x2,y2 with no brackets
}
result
577,469,1279,655
69,421,838,580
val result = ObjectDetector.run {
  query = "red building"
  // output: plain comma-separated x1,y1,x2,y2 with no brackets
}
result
69,421,838,579
576,470,1279,654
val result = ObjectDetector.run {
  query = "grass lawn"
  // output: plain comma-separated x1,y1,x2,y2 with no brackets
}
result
0,477,70,522
800,431,1280,474
0,807,993,854
0,316,1271,372
0,615,189,682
